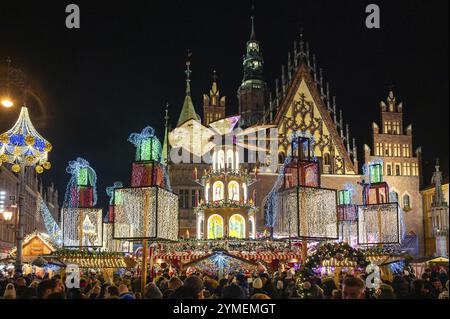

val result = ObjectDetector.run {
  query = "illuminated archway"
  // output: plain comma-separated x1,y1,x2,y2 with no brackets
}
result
217,150,225,170
226,149,234,170
207,214,224,239
229,214,246,239
213,181,224,201
228,181,240,202
249,216,256,239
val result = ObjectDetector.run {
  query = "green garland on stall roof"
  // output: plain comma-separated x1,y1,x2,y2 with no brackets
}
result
295,242,368,299
54,248,125,258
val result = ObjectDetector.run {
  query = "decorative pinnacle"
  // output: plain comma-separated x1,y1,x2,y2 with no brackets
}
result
250,15,256,40
185,50,192,95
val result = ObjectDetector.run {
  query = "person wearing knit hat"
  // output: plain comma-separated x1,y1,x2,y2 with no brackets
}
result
250,278,268,297
144,282,163,299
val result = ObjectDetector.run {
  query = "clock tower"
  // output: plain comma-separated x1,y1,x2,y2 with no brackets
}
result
237,15,269,128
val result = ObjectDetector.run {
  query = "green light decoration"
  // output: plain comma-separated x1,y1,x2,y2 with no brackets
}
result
369,163,382,184
77,167,89,186
128,126,162,162
339,190,351,205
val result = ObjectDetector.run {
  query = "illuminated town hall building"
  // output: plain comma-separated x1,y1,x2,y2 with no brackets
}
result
168,16,424,256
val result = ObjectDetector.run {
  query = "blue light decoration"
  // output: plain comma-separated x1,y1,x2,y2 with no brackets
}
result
63,157,98,208
37,198,62,245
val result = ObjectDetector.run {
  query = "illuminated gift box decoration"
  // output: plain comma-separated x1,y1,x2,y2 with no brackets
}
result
102,222,132,253
357,162,405,245
62,157,103,248
357,203,402,245
267,135,338,240
112,126,178,242
113,187,178,241
62,207,103,248
337,188,358,246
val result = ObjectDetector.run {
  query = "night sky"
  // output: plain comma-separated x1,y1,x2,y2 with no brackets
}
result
0,0,448,208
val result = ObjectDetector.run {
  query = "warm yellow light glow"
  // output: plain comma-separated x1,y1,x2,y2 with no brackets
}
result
1,99,13,108
1,211,13,221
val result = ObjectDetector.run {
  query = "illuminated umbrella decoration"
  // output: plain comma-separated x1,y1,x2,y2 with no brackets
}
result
0,107,52,173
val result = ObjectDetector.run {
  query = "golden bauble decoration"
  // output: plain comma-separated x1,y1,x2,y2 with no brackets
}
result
44,142,53,152
13,147,22,156
0,154,8,162
25,155,35,164
0,133,9,144
25,135,36,146
12,164,21,173
35,165,44,174
43,161,51,170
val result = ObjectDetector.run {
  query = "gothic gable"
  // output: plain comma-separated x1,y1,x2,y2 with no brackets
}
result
274,64,355,175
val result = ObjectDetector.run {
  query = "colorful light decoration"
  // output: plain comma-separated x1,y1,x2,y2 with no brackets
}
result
61,157,103,248
0,107,52,173
113,126,178,242
37,197,62,245
266,136,338,240
128,126,162,162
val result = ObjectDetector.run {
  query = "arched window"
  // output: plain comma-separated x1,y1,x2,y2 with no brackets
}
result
391,191,399,203
403,194,411,209
205,183,210,203
217,150,225,170
207,214,224,239
386,164,392,176
228,181,240,202
323,153,331,166
229,214,245,239
212,181,224,201
395,164,401,176
226,150,234,170
249,216,256,239
242,183,248,203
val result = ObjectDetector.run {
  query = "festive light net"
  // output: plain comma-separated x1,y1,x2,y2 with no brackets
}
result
37,197,62,245
357,203,404,245
102,222,132,253
272,186,338,240
113,187,178,241
0,107,52,173
62,208,103,247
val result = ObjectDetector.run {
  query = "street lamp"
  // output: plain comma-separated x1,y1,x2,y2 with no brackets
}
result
0,106,52,273
1,98,13,108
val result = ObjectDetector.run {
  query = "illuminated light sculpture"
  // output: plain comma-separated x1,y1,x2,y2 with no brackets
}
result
357,162,405,246
266,135,338,261
61,158,103,248
195,143,257,240
0,106,52,271
337,185,358,247
102,181,132,253
37,197,62,245
113,126,178,241
0,107,52,173
112,125,178,296
169,115,274,158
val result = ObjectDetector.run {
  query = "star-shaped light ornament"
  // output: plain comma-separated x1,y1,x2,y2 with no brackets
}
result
169,115,275,157
0,107,52,174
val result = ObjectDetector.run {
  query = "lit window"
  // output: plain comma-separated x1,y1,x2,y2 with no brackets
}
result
213,181,224,201
403,194,410,209
228,181,240,202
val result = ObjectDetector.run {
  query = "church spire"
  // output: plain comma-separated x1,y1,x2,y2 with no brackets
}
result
162,103,170,165
177,51,200,126
250,15,256,40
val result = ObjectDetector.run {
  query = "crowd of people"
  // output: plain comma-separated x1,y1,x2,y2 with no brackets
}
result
0,266,448,300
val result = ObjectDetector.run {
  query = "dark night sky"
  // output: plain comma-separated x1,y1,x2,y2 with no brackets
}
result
0,0,448,208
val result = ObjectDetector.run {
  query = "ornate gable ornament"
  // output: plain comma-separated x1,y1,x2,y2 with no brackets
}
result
273,63,355,174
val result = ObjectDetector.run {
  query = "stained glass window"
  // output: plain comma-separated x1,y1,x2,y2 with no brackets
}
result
208,214,224,239
229,214,245,239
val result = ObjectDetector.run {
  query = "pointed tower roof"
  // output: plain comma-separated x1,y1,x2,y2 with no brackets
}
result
250,15,256,41
177,53,201,126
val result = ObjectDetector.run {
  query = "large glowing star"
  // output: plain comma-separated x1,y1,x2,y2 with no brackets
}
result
169,115,275,157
